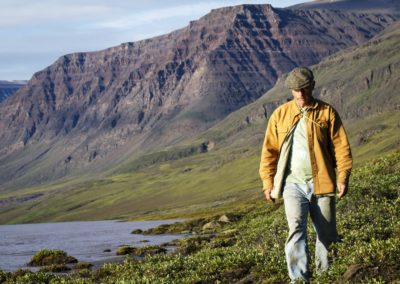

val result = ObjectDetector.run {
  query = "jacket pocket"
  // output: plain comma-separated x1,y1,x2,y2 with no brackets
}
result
314,119,328,142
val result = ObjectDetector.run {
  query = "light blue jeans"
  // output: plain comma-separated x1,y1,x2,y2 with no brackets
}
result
283,182,337,283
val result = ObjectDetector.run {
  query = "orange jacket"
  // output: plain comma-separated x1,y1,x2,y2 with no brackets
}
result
259,99,352,196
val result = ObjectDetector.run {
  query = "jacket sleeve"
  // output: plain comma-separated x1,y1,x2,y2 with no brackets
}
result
329,108,353,184
259,111,279,190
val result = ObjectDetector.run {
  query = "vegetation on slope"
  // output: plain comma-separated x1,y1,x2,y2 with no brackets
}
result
1,151,398,283
0,22,399,224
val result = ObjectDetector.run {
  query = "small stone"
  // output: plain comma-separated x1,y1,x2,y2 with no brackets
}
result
202,221,221,231
131,229,143,234
218,214,231,223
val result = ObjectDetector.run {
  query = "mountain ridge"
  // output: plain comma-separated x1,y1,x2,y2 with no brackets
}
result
0,4,397,189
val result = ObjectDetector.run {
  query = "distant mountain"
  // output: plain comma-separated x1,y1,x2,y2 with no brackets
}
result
0,80,26,103
290,0,400,16
1,21,398,224
0,4,396,190
197,20,400,162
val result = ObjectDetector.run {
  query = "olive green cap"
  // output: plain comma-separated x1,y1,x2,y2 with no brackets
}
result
285,67,314,90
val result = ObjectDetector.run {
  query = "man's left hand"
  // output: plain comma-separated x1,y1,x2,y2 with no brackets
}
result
337,183,348,198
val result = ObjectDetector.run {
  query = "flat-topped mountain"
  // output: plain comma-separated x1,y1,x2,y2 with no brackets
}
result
0,3,397,189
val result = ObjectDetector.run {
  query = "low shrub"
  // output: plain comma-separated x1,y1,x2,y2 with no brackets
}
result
38,264,71,272
28,249,78,266
7,268,58,283
116,245,167,256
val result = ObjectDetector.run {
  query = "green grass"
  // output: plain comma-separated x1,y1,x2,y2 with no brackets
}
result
346,111,400,165
0,148,262,223
1,151,399,283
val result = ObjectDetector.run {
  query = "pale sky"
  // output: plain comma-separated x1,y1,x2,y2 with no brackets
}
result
0,0,312,80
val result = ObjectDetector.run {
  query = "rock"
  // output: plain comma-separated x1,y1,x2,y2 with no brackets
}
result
174,235,213,255
357,125,385,145
218,214,231,223
131,229,143,234
342,264,366,281
116,245,167,256
202,221,221,231
182,168,192,173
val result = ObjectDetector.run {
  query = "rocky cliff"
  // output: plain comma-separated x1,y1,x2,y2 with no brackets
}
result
198,21,400,162
0,4,397,188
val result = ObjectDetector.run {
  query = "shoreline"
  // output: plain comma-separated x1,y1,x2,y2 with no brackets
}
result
0,219,185,273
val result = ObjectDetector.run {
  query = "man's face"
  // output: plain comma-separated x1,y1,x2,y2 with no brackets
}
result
291,85,313,107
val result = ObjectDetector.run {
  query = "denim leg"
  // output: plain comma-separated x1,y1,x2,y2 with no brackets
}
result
283,183,310,282
310,195,337,273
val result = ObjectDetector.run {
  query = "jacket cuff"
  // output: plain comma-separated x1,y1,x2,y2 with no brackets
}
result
262,180,273,190
337,171,351,184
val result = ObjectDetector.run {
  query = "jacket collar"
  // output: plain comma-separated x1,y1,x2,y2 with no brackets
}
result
290,98,319,116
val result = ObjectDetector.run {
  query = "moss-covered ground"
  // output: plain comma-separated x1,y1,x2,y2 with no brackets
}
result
1,151,398,283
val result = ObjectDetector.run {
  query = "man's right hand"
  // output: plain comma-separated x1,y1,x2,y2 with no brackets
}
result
263,188,275,203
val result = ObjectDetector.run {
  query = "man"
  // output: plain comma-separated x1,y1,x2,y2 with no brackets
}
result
259,67,352,282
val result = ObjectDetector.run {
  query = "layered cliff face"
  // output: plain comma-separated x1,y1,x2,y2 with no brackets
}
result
0,4,397,188
199,21,400,161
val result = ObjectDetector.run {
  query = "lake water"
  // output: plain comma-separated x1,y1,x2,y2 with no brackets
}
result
0,219,184,272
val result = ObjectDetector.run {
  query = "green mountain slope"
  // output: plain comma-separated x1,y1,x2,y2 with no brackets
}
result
0,22,399,224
